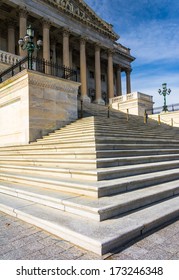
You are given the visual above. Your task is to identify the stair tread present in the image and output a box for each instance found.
[1,153,179,161]
[1,167,179,188]
[0,192,179,254]
[0,114,179,255]
[1,159,179,173]
[0,179,178,213]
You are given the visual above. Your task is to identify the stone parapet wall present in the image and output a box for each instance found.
[110,92,154,116]
[0,69,80,146]
[149,111,179,128]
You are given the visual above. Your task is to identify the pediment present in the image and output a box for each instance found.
[44,0,119,40]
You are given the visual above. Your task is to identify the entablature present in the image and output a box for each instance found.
[43,0,119,41]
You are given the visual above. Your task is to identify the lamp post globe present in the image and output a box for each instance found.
[18,25,42,70]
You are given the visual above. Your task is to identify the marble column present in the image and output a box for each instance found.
[126,69,132,94]
[51,40,57,63]
[43,20,50,74]
[0,30,2,50]
[43,20,50,61]
[80,38,90,102]
[69,48,73,68]
[116,66,122,96]
[8,23,15,54]
[108,50,114,99]
[63,29,70,67]
[94,45,104,104]
[19,9,27,56]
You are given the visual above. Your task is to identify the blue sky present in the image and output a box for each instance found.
[85,0,179,107]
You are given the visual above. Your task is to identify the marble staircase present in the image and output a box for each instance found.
[0,109,179,256]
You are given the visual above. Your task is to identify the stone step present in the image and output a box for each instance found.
[0,158,97,169]
[0,180,178,222]
[0,141,179,155]
[37,123,179,138]
[59,119,178,130]
[0,151,97,159]
[39,130,178,142]
[1,160,179,181]
[0,164,97,181]
[96,147,179,155]
[0,142,97,152]
[49,123,175,134]
[0,153,179,168]
[0,192,178,255]
[34,135,179,146]
[0,168,179,198]
[96,160,179,180]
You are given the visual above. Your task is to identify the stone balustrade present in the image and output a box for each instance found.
[110,92,153,104]
[114,43,130,54]
[110,92,154,117]
[0,51,22,65]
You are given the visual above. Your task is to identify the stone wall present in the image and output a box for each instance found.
[0,69,80,146]
[0,72,29,146]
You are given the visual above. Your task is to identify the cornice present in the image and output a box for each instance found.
[43,0,119,40]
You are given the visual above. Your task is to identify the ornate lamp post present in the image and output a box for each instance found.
[18,25,43,70]
[158,83,171,112]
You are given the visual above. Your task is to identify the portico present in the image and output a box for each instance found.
[0,0,135,103]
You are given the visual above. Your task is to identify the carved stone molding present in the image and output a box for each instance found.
[29,76,76,94]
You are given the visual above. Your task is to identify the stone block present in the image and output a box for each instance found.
[0,69,80,145]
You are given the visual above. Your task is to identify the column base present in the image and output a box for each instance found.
[93,98,105,105]
[81,95,91,103]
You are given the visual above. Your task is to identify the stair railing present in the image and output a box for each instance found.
[0,56,78,84]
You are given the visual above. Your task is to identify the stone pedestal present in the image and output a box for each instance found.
[0,70,80,146]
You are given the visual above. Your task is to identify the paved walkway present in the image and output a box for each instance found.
[0,211,178,260]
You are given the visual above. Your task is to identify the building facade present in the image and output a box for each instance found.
[0,0,135,103]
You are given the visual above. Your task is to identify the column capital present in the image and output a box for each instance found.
[125,68,132,74]
[80,36,88,45]
[107,48,115,55]
[116,64,123,70]
[19,7,28,18]
[6,19,16,28]
[42,18,51,29]
[95,43,101,51]
[63,28,70,37]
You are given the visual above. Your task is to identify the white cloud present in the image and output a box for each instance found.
[120,20,179,64]
[131,71,179,107]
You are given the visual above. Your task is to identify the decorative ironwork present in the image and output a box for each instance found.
[158,83,171,112]
[146,103,179,115]
[0,56,77,83]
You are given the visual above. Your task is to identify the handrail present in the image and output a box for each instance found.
[146,103,179,114]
